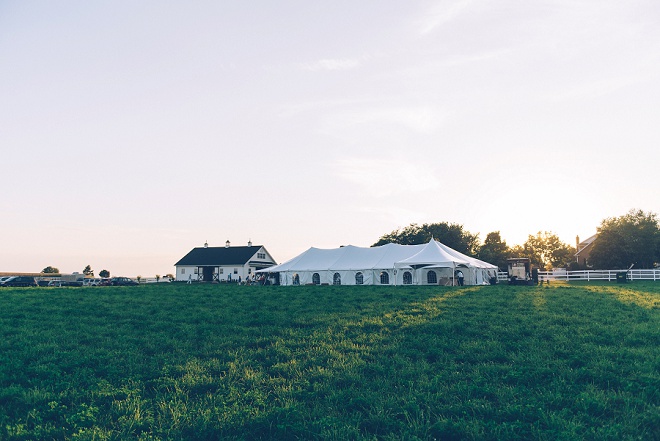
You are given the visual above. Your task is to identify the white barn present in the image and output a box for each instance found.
[175,241,276,282]
[259,239,498,286]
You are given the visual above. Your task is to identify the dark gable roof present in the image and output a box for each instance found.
[175,246,265,266]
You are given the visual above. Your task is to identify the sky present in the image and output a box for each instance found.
[1,0,659,277]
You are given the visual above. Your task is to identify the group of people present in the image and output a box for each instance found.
[239,273,267,285]
[185,273,269,285]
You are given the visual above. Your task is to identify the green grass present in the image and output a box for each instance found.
[0,282,658,440]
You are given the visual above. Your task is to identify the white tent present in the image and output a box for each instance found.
[395,239,470,285]
[429,240,499,284]
[259,239,498,286]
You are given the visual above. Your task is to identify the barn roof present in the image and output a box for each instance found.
[174,246,266,266]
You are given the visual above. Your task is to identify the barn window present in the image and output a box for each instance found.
[312,273,320,285]
[380,272,389,284]
[181,268,185,274]
[403,271,412,285]
[333,273,341,285]
[355,272,364,285]
[427,270,437,284]
[293,274,300,285]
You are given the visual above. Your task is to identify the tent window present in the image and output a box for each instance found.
[312,273,320,285]
[427,270,437,284]
[380,272,389,285]
[333,273,341,285]
[403,271,412,285]
[355,272,364,285]
[293,274,300,285]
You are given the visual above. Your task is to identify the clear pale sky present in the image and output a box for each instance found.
[1,1,659,277]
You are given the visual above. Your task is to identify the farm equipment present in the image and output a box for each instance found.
[507,258,538,285]
[616,263,635,283]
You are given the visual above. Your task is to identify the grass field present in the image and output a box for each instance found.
[0,282,658,440]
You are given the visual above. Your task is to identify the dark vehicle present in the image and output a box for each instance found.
[64,281,84,287]
[47,280,83,287]
[98,278,112,286]
[1,276,38,287]
[110,277,138,286]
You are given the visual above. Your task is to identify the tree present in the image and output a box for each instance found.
[477,231,510,270]
[504,231,575,270]
[589,209,660,269]
[83,265,94,277]
[99,269,110,278]
[373,222,480,255]
[41,266,60,274]
[508,244,524,258]
[520,231,575,270]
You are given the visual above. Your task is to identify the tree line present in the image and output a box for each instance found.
[40,266,176,281]
[41,265,111,278]
[372,209,660,271]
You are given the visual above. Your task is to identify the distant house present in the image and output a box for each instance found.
[174,240,276,282]
[575,234,597,267]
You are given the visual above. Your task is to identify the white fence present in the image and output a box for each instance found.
[497,269,660,282]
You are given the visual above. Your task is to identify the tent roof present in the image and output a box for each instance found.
[259,240,497,272]
[434,241,498,269]
[396,240,470,268]
[261,243,425,273]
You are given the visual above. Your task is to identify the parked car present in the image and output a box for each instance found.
[0,276,13,284]
[98,278,112,286]
[1,276,37,287]
[82,278,102,287]
[110,277,138,286]
[47,280,84,287]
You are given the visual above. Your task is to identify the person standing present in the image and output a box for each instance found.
[456,270,464,286]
